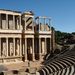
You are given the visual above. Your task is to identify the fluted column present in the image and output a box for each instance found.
[6,38,8,57]
[25,38,27,61]
[13,38,15,56]
[39,38,41,60]
[6,14,8,29]
[13,15,15,29]
[32,38,35,61]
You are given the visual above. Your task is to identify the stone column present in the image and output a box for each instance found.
[25,38,27,61]
[39,38,41,60]
[0,14,1,29]
[6,14,8,29]
[38,18,40,31]
[49,18,51,31]
[20,38,22,56]
[0,38,1,57]
[25,17,26,30]
[44,18,46,31]
[6,38,8,57]
[45,38,47,54]
[32,38,35,61]
[13,38,15,56]
[13,15,15,29]
[19,16,21,30]
[32,18,34,31]
[50,38,52,52]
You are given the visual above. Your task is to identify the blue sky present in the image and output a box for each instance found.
[0,0,75,33]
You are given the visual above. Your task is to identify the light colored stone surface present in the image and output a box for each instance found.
[0,60,43,75]
[0,10,55,72]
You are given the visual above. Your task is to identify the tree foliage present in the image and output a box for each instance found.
[72,32,75,35]
[55,31,72,44]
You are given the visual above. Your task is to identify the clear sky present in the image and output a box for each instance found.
[0,0,75,33]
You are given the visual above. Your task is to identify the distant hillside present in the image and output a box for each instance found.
[55,31,75,44]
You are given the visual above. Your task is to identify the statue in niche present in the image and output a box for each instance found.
[42,41,45,54]
[30,46,32,54]
[15,39,19,56]
[2,43,6,57]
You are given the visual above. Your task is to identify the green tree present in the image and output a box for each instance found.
[55,31,62,43]
[72,32,75,35]
[55,31,71,44]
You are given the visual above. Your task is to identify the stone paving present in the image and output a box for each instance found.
[0,60,43,75]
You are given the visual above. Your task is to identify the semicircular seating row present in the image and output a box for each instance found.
[36,50,75,75]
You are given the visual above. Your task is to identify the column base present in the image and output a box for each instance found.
[32,58,35,61]
[25,60,28,62]
[32,54,35,61]
[39,53,44,61]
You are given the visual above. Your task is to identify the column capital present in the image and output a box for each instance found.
[32,37,34,39]
[39,37,41,39]
[13,37,15,39]
[6,37,8,39]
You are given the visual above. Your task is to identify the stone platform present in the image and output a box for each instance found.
[0,60,43,75]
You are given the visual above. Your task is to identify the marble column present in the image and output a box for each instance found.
[32,18,34,31]
[13,38,15,56]
[6,14,8,29]
[25,38,27,61]
[32,38,35,61]
[44,18,46,31]
[0,14,1,29]
[45,38,47,54]
[0,38,1,57]
[13,15,15,29]
[20,38,22,56]
[25,17,26,30]
[38,18,40,31]
[19,16,21,30]
[50,38,52,52]
[49,18,51,31]
[39,38,41,60]
[6,38,8,57]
